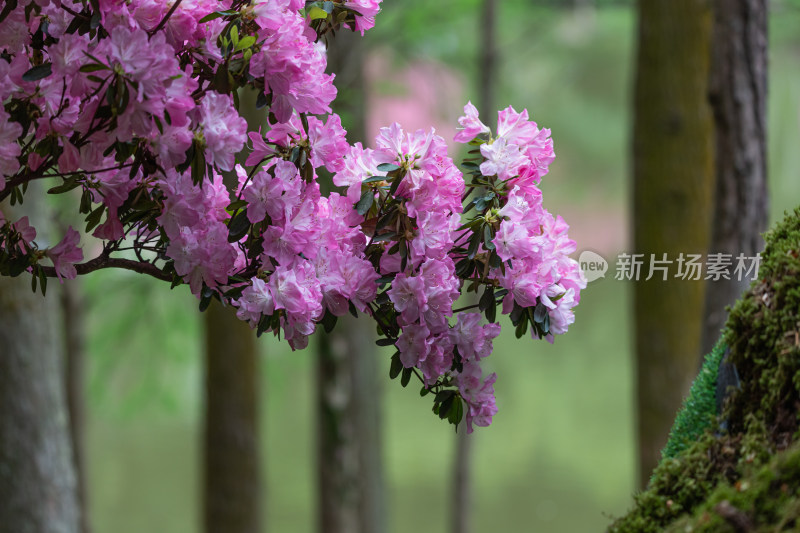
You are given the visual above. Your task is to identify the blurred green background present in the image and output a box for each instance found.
[83,2,800,532]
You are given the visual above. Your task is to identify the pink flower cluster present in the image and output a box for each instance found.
[0,0,586,431]
[232,113,377,349]
[455,102,587,343]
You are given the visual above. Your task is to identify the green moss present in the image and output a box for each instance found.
[664,440,800,532]
[607,207,800,532]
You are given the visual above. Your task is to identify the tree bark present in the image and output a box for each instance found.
[633,0,715,488]
[0,195,80,533]
[316,316,384,533]
[450,1,498,531]
[62,279,90,533]
[315,29,385,533]
[203,301,261,533]
[701,0,768,355]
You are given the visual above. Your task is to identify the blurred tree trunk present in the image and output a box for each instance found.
[633,0,715,488]
[203,88,264,533]
[62,279,90,533]
[450,1,498,532]
[0,194,81,533]
[315,29,385,533]
[203,301,261,533]
[701,0,768,354]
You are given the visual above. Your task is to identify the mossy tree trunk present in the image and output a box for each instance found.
[315,30,385,533]
[0,194,81,533]
[633,0,715,488]
[701,0,768,355]
[203,89,265,533]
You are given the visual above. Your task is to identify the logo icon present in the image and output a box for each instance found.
[579,250,608,282]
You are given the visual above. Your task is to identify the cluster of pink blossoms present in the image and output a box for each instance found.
[456,102,586,341]
[0,0,583,431]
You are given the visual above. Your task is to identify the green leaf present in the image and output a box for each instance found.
[237,35,255,51]
[199,286,214,312]
[420,387,430,397]
[375,337,395,347]
[434,389,455,403]
[22,63,52,82]
[372,232,397,243]
[48,179,81,195]
[362,175,387,184]
[400,367,412,387]
[486,299,496,323]
[515,318,528,339]
[198,10,237,23]
[79,63,107,73]
[479,286,494,312]
[483,225,496,251]
[534,300,548,323]
[449,397,464,427]
[389,352,403,379]
[38,266,47,296]
[226,199,248,212]
[355,189,374,216]
[321,309,337,333]
[227,209,250,242]
[84,205,105,233]
[230,24,239,46]
[467,230,481,260]
[438,395,454,419]
[308,5,328,19]
[377,162,400,172]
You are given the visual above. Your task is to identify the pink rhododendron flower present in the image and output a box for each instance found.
[46,227,83,282]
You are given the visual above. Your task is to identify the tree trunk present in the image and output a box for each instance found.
[633,0,715,488]
[315,29,385,533]
[0,195,80,533]
[450,1,498,531]
[203,301,261,533]
[62,279,90,533]
[316,316,384,533]
[202,87,265,533]
[701,0,768,354]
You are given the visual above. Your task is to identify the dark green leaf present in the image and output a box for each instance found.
[448,397,464,427]
[479,286,494,311]
[84,205,105,233]
[48,179,80,195]
[21,63,52,82]
[376,338,395,347]
[377,163,400,172]
[320,309,337,333]
[389,352,403,379]
[467,230,481,260]
[438,395,454,419]
[355,189,374,216]
[534,300,548,323]
[515,318,528,339]
[362,175,386,184]
[227,209,250,242]
[483,225,496,251]
[400,367,412,387]
[434,389,454,404]
[38,266,47,296]
[79,63,107,73]
[486,299,496,323]
[372,232,397,243]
